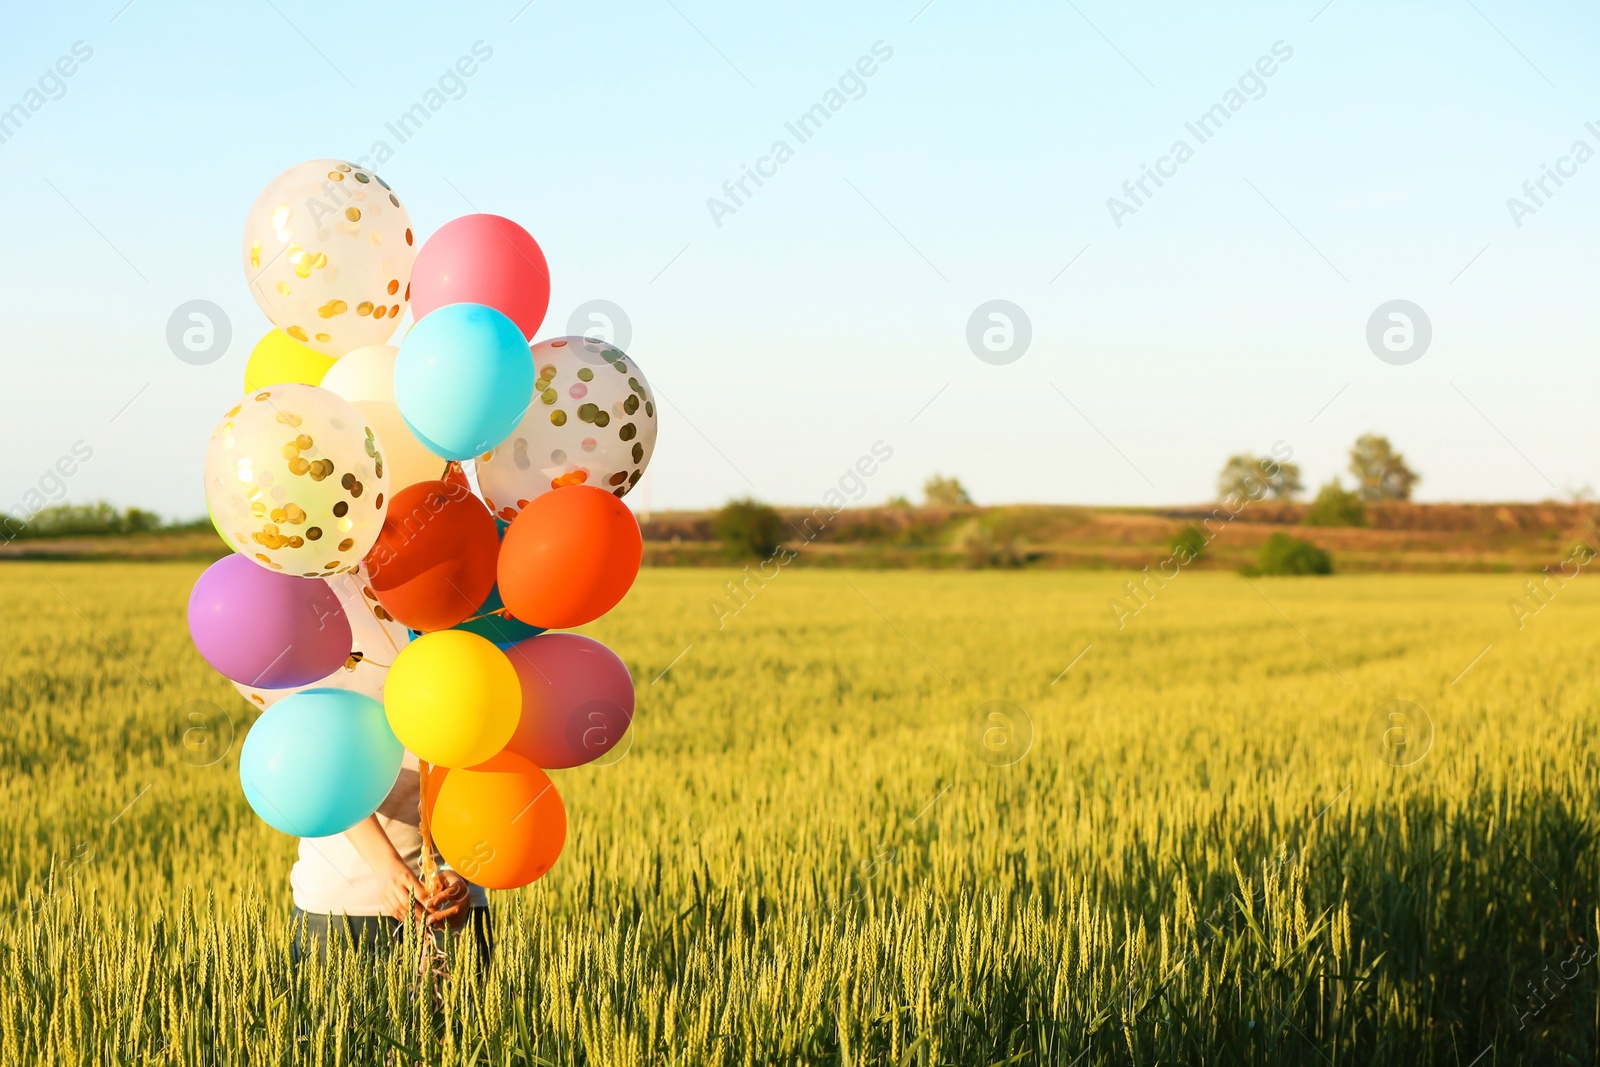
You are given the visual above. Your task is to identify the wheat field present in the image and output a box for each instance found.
[2,561,1597,1064]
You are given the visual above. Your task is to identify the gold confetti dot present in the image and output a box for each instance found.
[315,333,331,343]
[345,207,361,222]
[276,282,291,296]
[307,527,322,540]
[333,501,348,517]
[357,302,374,316]
[338,538,355,551]
[387,279,399,296]
[285,326,308,342]
[373,305,387,319]
[405,229,413,245]
[328,171,344,182]
[318,300,348,318]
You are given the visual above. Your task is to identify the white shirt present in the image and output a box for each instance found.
[290,751,487,915]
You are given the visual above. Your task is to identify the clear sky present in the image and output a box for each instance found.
[3,0,1598,519]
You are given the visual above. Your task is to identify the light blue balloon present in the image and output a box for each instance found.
[239,688,403,837]
[394,302,534,460]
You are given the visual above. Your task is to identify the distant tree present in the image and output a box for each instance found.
[713,498,786,559]
[923,475,972,508]
[124,508,163,533]
[1217,453,1303,502]
[1254,532,1332,575]
[12,502,170,539]
[959,513,1025,568]
[885,495,914,509]
[1349,434,1418,502]
[1303,480,1366,527]
[1170,523,1208,562]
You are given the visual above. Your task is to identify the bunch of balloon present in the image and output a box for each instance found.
[189,161,657,895]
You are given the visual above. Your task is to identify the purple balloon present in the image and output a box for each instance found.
[188,554,353,688]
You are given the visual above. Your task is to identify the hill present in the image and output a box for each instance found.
[7,501,1583,573]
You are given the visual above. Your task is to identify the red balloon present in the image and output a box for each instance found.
[498,486,641,629]
[409,214,551,340]
[497,634,634,769]
[363,479,499,632]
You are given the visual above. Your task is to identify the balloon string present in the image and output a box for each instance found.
[418,759,438,896]
[456,608,514,627]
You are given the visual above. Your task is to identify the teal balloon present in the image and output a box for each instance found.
[239,688,402,837]
[395,302,533,460]
[455,583,546,645]
[407,584,546,646]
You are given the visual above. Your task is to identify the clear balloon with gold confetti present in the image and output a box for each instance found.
[476,336,657,520]
[204,383,391,576]
[241,158,417,358]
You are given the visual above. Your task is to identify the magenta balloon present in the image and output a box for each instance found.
[188,555,353,688]
[408,214,550,339]
[501,633,634,769]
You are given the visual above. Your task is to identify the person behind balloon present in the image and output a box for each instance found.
[289,750,489,964]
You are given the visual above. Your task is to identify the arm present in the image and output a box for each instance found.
[343,815,427,922]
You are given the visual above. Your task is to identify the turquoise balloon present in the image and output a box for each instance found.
[455,583,547,644]
[239,688,402,837]
[408,582,546,647]
[395,302,533,460]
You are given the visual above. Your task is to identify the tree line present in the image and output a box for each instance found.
[1217,433,1417,527]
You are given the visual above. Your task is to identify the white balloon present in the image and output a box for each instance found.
[204,384,390,576]
[477,337,657,519]
[233,572,412,710]
[241,159,417,358]
[320,344,444,490]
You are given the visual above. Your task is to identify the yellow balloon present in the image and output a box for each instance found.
[384,631,519,768]
[244,329,337,393]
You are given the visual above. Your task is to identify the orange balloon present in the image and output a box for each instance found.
[364,479,499,631]
[429,753,567,889]
[498,485,641,629]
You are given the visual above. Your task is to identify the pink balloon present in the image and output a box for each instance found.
[409,214,551,339]
[496,634,634,769]
[188,554,353,688]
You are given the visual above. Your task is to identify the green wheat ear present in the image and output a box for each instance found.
[1,564,1593,1063]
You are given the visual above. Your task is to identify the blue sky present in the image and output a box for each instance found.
[3,0,1598,518]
